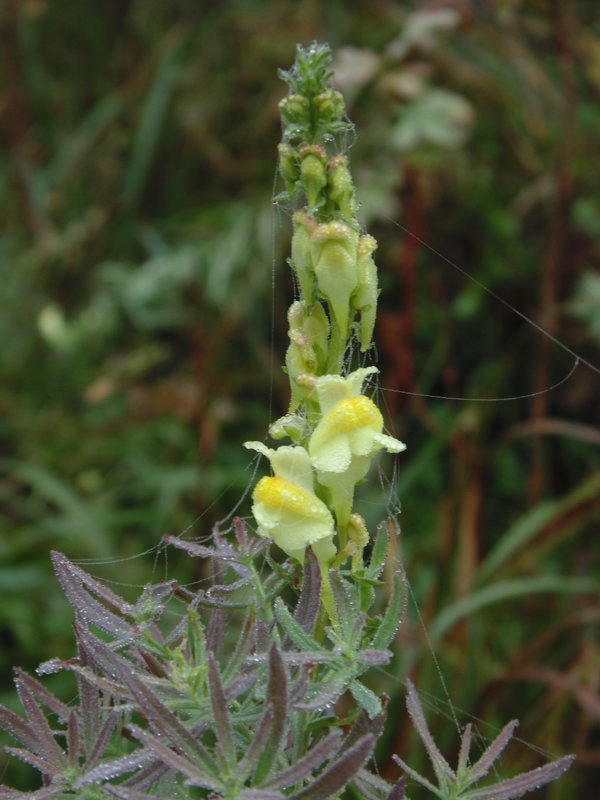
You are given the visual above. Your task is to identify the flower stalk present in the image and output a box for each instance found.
[245,43,406,624]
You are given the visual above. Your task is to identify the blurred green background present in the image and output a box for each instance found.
[1,0,599,797]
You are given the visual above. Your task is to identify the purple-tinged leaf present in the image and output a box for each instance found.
[125,724,221,791]
[0,704,42,754]
[236,791,284,800]
[385,776,407,800]
[207,602,227,657]
[464,755,575,800]
[4,747,57,779]
[353,768,407,800]
[234,516,248,548]
[137,649,167,678]
[328,571,356,639]
[73,749,155,787]
[51,552,134,616]
[223,609,257,683]
[74,630,101,750]
[52,553,134,642]
[224,671,257,702]
[293,547,321,635]
[352,768,394,800]
[466,720,518,784]
[122,758,170,789]
[291,734,376,800]
[343,706,386,751]
[392,754,441,797]
[104,787,169,800]
[13,669,71,724]
[0,786,62,799]
[265,642,287,751]
[355,649,392,666]
[294,672,349,712]
[207,653,236,771]
[238,704,274,783]
[85,711,119,770]
[67,711,80,766]
[262,729,343,790]
[14,678,66,768]
[253,644,288,784]
[457,723,472,777]
[404,679,455,783]
[207,577,252,597]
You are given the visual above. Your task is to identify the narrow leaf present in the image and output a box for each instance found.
[207,653,236,771]
[371,572,405,650]
[294,547,321,634]
[274,598,323,653]
[466,720,518,784]
[392,754,442,797]
[349,680,382,719]
[14,678,66,768]
[404,679,455,784]
[464,754,575,799]
[291,734,375,800]
[238,705,274,782]
[126,724,221,791]
[74,749,155,787]
[262,729,343,790]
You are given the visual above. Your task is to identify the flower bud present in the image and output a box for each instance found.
[290,211,317,302]
[327,155,355,220]
[285,300,329,410]
[278,94,309,127]
[299,145,327,208]
[311,221,359,340]
[354,235,378,351]
[278,143,299,196]
[314,89,345,124]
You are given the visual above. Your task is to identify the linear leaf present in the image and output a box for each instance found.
[274,598,323,652]
[464,755,575,799]
[291,734,375,800]
[371,572,405,650]
[349,680,382,719]
[262,729,343,790]
[207,653,236,771]
[404,679,455,784]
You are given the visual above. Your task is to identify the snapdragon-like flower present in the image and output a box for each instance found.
[308,367,406,527]
[244,441,336,565]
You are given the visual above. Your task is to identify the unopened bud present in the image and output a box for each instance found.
[311,221,359,340]
[278,143,299,196]
[355,235,378,351]
[279,94,309,127]
[290,211,317,301]
[314,89,345,124]
[299,145,327,208]
[327,155,355,220]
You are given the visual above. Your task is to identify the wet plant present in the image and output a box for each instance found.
[0,43,574,800]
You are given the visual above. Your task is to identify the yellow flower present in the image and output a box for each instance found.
[308,367,406,527]
[244,441,336,564]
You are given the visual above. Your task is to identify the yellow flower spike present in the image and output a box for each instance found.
[311,221,359,341]
[355,234,378,352]
[308,368,406,528]
[244,441,336,565]
[290,211,317,302]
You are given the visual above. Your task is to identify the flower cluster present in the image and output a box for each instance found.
[245,43,405,617]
